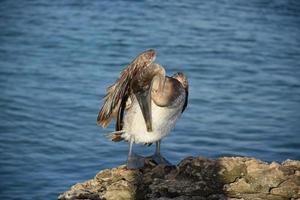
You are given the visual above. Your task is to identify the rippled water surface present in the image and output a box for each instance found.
[1,0,300,199]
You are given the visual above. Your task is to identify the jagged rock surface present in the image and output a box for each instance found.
[58,156,300,200]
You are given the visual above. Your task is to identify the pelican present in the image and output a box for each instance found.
[97,49,188,169]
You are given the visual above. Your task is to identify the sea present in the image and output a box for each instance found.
[0,0,300,199]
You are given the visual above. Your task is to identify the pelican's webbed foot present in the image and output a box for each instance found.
[127,153,145,169]
[149,140,172,166]
[149,153,172,166]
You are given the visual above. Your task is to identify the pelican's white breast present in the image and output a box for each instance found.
[122,95,184,143]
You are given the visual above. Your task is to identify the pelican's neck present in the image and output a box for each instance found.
[151,75,169,107]
[151,70,166,93]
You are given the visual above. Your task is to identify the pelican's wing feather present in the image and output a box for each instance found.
[97,49,156,128]
[131,63,165,94]
[172,72,189,113]
[182,88,188,113]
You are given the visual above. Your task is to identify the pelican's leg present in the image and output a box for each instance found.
[150,140,172,165]
[127,137,145,169]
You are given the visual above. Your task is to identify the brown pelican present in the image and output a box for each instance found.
[97,49,188,169]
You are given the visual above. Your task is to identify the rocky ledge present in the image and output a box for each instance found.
[58,156,300,200]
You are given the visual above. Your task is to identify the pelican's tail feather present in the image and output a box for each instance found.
[105,130,126,142]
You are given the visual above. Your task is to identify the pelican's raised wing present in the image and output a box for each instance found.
[97,49,156,128]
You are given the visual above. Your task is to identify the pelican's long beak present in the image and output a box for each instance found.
[135,89,152,132]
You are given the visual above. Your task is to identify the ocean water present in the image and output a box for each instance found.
[0,0,300,199]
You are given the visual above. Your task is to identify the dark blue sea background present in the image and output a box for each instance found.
[1,0,300,199]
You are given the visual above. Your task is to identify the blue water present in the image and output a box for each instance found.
[1,0,300,199]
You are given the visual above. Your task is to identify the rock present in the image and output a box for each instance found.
[58,156,300,200]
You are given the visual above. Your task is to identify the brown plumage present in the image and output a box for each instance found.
[97,49,156,128]
[172,72,189,112]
